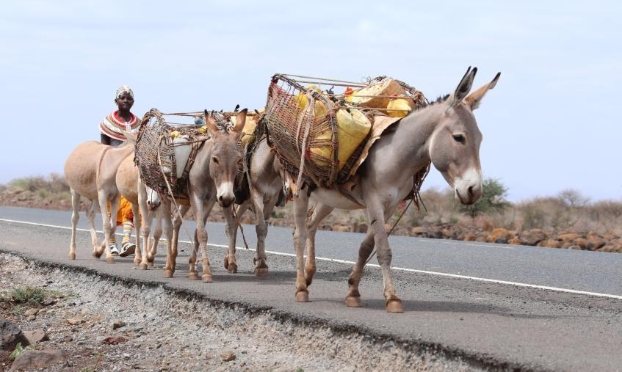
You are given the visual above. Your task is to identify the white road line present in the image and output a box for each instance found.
[3,218,622,300]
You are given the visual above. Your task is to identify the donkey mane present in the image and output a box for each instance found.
[400,94,450,120]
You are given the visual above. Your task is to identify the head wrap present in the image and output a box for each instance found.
[115,85,134,100]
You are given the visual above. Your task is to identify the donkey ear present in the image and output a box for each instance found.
[123,130,137,145]
[203,109,220,135]
[117,129,137,146]
[464,72,501,110]
[232,108,248,134]
[450,67,477,108]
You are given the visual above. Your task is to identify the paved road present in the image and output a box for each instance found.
[1,206,621,371]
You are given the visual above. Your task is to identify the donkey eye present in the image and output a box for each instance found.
[453,134,466,144]
[212,156,220,165]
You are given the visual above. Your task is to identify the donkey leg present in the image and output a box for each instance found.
[292,191,310,302]
[148,209,163,265]
[223,206,238,274]
[304,202,333,286]
[346,231,375,308]
[68,189,81,260]
[193,199,216,283]
[138,212,152,270]
[187,228,200,280]
[131,202,142,266]
[253,195,271,277]
[87,200,102,258]
[99,193,119,264]
[165,202,181,278]
[137,182,151,269]
[196,225,213,283]
[368,202,403,313]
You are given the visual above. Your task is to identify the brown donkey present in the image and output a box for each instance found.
[116,153,167,267]
[64,140,134,263]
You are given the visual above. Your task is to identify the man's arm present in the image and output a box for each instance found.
[101,133,112,145]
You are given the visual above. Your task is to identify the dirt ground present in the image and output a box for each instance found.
[0,253,477,372]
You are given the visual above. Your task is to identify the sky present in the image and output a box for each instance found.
[0,0,620,203]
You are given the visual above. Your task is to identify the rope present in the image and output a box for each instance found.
[294,98,313,194]
[364,165,431,266]
[231,207,250,250]
[281,74,368,87]
[364,197,415,266]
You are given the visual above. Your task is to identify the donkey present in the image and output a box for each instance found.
[64,140,134,263]
[150,109,247,282]
[233,136,285,276]
[280,67,500,312]
[116,153,166,267]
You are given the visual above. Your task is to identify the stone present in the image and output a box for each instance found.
[488,228,514,244]
[9,349,69,371]
[0,319,29,352]
[220,351,236,362]
[23,330,48,344]
[519,229,547,246]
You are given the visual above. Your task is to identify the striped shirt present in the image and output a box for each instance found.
[99,111,141,141]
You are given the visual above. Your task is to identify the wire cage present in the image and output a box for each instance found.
[134,109,215,198]
[262,74,426,189]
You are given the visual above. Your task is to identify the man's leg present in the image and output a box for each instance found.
[118,196,136,257]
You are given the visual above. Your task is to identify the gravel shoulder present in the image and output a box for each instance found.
[0,253,479,372]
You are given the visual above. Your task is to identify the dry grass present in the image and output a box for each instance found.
[2,173,622,240]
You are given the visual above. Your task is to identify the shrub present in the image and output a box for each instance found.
[459,178,511,218]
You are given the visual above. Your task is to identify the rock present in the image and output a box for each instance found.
[573,238,588,249]
[9,349,69,371]
[113,320,126,330]
[102,336,127,345]
[220,351,236,362]
[352,222,368,233]
[410,226,442,239]
[488,228,514,244]
[585,236,606,251]
[462,232,477,241]
[557,232,581,243]
[332,225,350,233]
[441,228,455,239]
[0,319,29,351]
[66,318,84,325]
[23,330,48,344]
[23,308,38,317]
[519,229,547,246]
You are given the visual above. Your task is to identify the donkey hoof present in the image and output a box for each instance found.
[92,251,102,259]
[345,296,362,307]
[164,270,174,278]
[254,267,269,277]
[385,299,404,313]
[139,263,149,270]
[68,253,76,260]
[202,274,213,283]
[227,264,238,274]
[295,291,309,302]
[188,272,200,280]
[105,256,116,264]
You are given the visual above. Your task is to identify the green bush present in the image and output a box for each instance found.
[459,178,511,218]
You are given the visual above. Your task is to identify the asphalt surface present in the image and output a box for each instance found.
[1,206,621,372]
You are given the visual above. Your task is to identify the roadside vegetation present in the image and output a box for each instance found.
[1,174,621,252]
